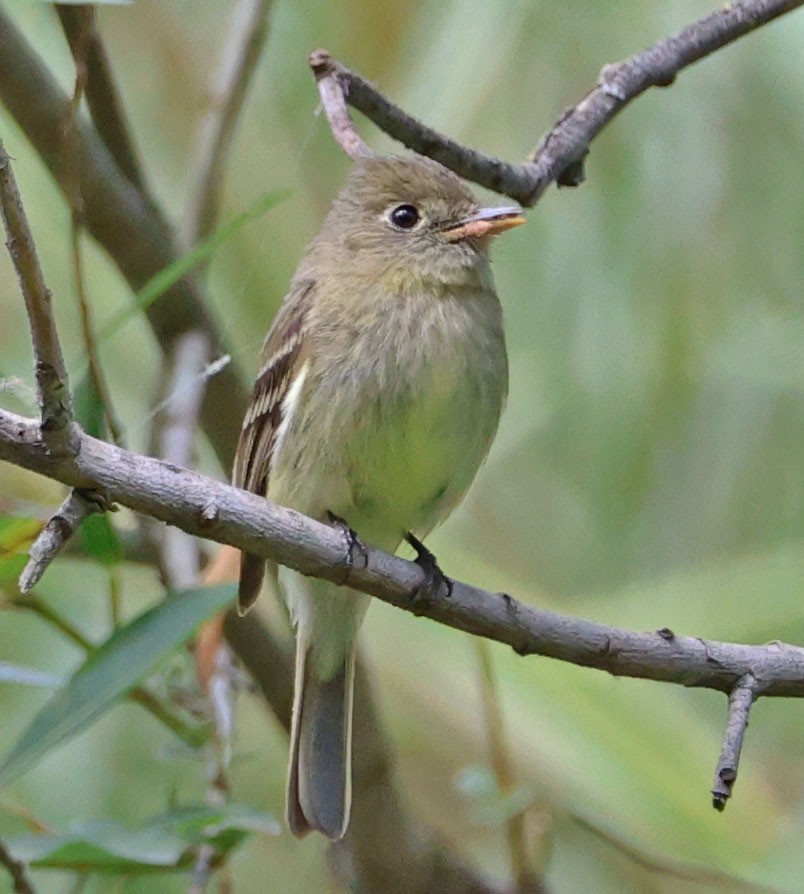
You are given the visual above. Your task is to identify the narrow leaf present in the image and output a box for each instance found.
[5,804,279,874]
[0,584,236,785]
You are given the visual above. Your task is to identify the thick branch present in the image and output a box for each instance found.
[56,3,146,190]
[3,408,804,700]
[0,10,246,469]
[311,0,804,205]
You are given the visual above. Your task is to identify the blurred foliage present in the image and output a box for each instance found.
[1,0,803,892]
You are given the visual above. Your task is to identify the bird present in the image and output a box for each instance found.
[232,153,524,839]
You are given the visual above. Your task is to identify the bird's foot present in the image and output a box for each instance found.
[327,511,368,583]
[405,532,452,612]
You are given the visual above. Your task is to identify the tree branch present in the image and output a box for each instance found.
[56,3,146,190]
[310,0,804,205]
[712,674,759,810]
[18,488,106,592]
[2,409,803,704]
[0,140,74,452]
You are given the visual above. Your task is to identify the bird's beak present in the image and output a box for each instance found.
[442,206,526,241]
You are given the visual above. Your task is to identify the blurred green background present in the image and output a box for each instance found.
[1,0,804,891]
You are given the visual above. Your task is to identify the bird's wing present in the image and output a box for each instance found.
[232,279,314,613]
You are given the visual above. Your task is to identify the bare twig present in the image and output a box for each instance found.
[0,11,247,470]
[310,0,804,205]
[0,141,74,453]
[183,0,275,247]
[0,837,35,894]
[712,674,760,810]
[18,489,107,593]
[309,50,372,161]
[57,4,146,189]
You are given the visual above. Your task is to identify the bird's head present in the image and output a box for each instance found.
[311,155,525,289]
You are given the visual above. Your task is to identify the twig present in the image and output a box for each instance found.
[18,489,107,593]
[310,0,804,205]
[61,7,125,447]
[309,50,372,160]
[57,4,146,189]
[4,410,804,697]
[0,141,75,453]
[183,0,275,247]
[0,836,35,894]
[524,0,804,204]
[712,674,760,810]
[0,11,248,470]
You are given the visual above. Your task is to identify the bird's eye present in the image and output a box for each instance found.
[389,204,420,230]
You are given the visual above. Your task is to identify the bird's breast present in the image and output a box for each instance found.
[270,284,507,548]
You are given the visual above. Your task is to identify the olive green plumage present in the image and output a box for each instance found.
[233,154,523,839]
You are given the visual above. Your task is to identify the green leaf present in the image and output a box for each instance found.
[5,805,280,874]
[0,584,236,786]
[96,188,290,345]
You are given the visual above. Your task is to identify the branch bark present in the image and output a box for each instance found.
[2,408,804,702]
[0,140,74,451]
[310,0,804,205]
[56,4,146,190]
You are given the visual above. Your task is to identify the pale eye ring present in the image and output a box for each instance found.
[388,204,420,230]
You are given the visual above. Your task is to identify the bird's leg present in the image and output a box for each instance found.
[327,511,368,583]
[405,532,453,610]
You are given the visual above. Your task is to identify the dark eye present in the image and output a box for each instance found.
[389,204,420,229]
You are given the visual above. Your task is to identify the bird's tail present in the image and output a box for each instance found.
[286,638,356,840]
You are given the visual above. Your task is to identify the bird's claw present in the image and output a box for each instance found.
[327,511,368,582]
[405,532,452,611]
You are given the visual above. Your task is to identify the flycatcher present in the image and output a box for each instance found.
[232,154,524,839]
